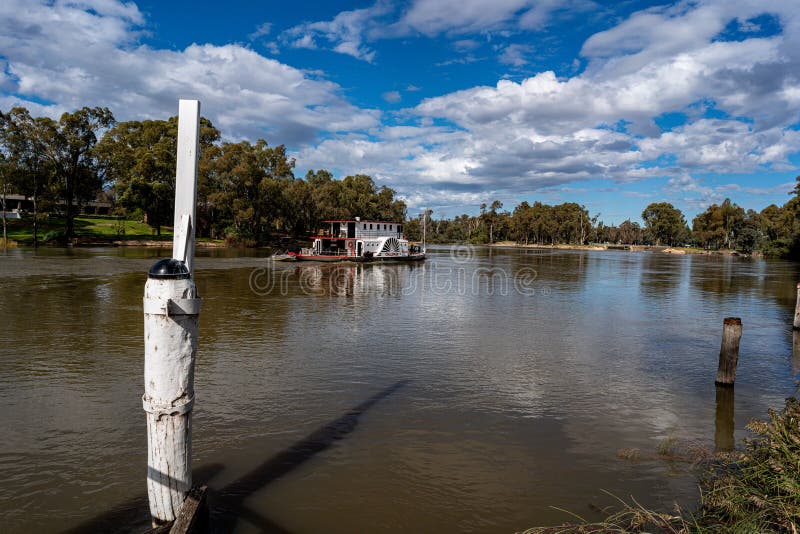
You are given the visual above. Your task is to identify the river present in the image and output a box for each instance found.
[1,245,798,533]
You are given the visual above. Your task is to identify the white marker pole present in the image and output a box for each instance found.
[173,99,200,276]
[143,99,202,526]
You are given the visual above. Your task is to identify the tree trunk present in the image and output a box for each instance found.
[65,164,76,239]
[66,202,74,238]
[2,182,7,247]
[32,188,38,248]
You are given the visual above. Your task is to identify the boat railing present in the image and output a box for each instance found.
[301,247,358,257]
[355,230,403,239]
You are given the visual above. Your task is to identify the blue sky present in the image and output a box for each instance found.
[1,0,800,224]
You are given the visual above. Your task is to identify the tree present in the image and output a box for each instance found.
[692,199,746,250]
[0,107,51,246]
[39,107,115,238]
[481,199,504,243]
[204,139,295,243]
[97,116,220,236]
[617,219,643,244]
[642,202,688,246]
[0,152,10,245]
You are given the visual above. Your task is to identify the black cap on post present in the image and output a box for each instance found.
[148,258,191,280]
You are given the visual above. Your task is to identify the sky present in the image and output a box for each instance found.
[1,0,800,224]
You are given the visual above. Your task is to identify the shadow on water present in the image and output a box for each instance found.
[64,380,408,534]
[209,379,409,533]
[63,463,225,534]
[714,386,735,453]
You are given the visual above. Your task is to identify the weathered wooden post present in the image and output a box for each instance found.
[143,99,202,526]
[715,317,742,386]
[794,283,800,330]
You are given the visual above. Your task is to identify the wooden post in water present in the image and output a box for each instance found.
[794,283,800,330]
[715,317,742,387]
[143,100,202,526]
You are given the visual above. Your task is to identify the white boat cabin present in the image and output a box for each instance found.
[306,218,410,258]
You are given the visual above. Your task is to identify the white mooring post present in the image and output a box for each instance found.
[143,99,202,526]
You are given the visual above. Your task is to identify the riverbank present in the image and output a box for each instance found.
[4,215,235,247]
[489,241,754,256]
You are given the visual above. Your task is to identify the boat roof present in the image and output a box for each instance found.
[322,219,403,225]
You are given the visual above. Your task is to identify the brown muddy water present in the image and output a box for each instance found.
[1,245,798,533]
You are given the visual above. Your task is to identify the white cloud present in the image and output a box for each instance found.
[249,22,272,40]
[452,39,481,52]
[382,91,402,103]
[280,2,393,62]
[282,0,594,62]
[398,0,532,36]
[395,0,594,36]
[0,0,380,144]
[498,43,533,66]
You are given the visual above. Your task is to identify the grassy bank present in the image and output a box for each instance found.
[522,396,800,533]
[6,215,171,244]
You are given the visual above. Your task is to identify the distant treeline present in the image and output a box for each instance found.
[0,106,406,245]
[2,105,799,256]
[405,193,800,257]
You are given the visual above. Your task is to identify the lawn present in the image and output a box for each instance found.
[4,215,172,244]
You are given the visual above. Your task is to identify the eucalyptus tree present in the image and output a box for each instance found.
[0,107,51,246]
[97,116,219,236]
[692,199,747,250]
[203,139,295,243]
[642,202,688,246]
[38,107,115,238]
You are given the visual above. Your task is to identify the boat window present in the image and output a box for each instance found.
[370,224,373,229]
[383,224,387,230]
[389,225,393,230]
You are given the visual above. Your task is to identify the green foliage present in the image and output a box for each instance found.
[42,229,66,243]
[36,107,115,238]
[96,116,220,236]
[203,139,294,243]
[642,202,689,246]
[691,199,763,253]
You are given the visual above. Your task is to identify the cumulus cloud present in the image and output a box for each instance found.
[395,0,594,36]
[391,0,800,208]
[282,0,595,62]
[280,2,393,62]
[0,0,380,144]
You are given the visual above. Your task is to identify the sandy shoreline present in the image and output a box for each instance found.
[487,241,751,256]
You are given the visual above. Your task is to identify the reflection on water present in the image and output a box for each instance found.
[1,246,799,533]
[714,386,735,453]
